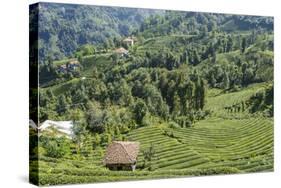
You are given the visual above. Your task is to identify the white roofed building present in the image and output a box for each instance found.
[29,120,74,138]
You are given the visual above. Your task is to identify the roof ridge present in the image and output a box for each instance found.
[118,142,134,163]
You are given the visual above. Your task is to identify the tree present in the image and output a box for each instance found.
[210,73,216,88]
[208,20,217,32]
[212,52,217,64]
[86,102,105,133]
[202,25,208,37]
[199,78,206,109]
[188,17,196,31]
[93,133,101,148]
[101,133,112,145]
[133,99,148,126]
[80,133,94,157]
[56,95,68,115]
[103,39,110,52]
[46,89,56,103]
[39,136,71,158]
[81,44,95,56]
[194,77,206,110]
[164,79,176,108]
[172,92,181,117]
[142,143,157,171]
[143,84,166,117]
[222,73,230,90]
[69,108,84,123]
[166,52,180,70]
[243,68,255,86]
[241,37,247,53]
[115,79,133,106]
[110,53,118,64]
[192,49,200,65]
[226,35,233,52]
[92,67,98,79]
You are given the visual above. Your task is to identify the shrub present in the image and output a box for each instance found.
[163,129,175,138]
[39,136,71,158]
[141,114,151,127]
[168,121,180,129]
[173,116,191,128]
[33,146,46,157]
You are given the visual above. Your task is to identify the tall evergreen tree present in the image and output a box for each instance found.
[241,37,247,53]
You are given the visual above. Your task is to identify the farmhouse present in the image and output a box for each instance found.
[58,64,67,73]
[104,141,140,171]
[114,47,129,57]
[67,59,80,70]
[57,59,80,73]
[123,37,134,46]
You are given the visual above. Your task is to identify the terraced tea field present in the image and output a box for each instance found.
[33,117,273,186]
[205,82,271,114]
[128,118,273,171]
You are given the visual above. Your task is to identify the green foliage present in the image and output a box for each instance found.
[248,84,273,116]
[168,121,180,129]
[101,133,112,145]
[222,72,230,90]
[79,133,94,157]
[133,99,149,126]
[36,3,159,63]
[36,166,242,186]
[34,5,274,186]
[86,102,105,133]
[56,95,68,115]
[92,134,101,148]
[34,116,273,185]
[241,37,247,53]
[142,143,158,171]
[39,136,71,158]
[75,44,95,57]
[32,146,46,157]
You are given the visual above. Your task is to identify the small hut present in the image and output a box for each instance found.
[114,47,129,57]
[104,141,140,171]
[67,59,80,70]
[58,64,67,73]
[123,37,134,46]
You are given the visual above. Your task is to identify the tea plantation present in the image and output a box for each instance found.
[31,86,273,185]
[31,4,274,186]
[31,117,273,186]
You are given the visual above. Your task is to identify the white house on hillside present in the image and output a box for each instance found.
[29,120,74,138]
[123,37,134,46]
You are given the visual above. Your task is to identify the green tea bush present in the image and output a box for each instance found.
[39,136,71,158]
[168,121,180,129]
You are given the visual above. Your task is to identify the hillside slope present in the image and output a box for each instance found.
[35,2,163,63]
[33,116,273,185]
[32,4,274,186]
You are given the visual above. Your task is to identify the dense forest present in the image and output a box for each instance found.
[37,3,163,63]
[30,3,274,186]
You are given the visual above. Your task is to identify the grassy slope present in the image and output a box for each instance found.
[81,53,112,76]
[34,82,273,185]
[42,78,80,96]
[42,54,112,96]
[205,82,271,113]
[129,117,273,169]
[135,35,194,56]
[36,32,273,186]
[34,116,273,185]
